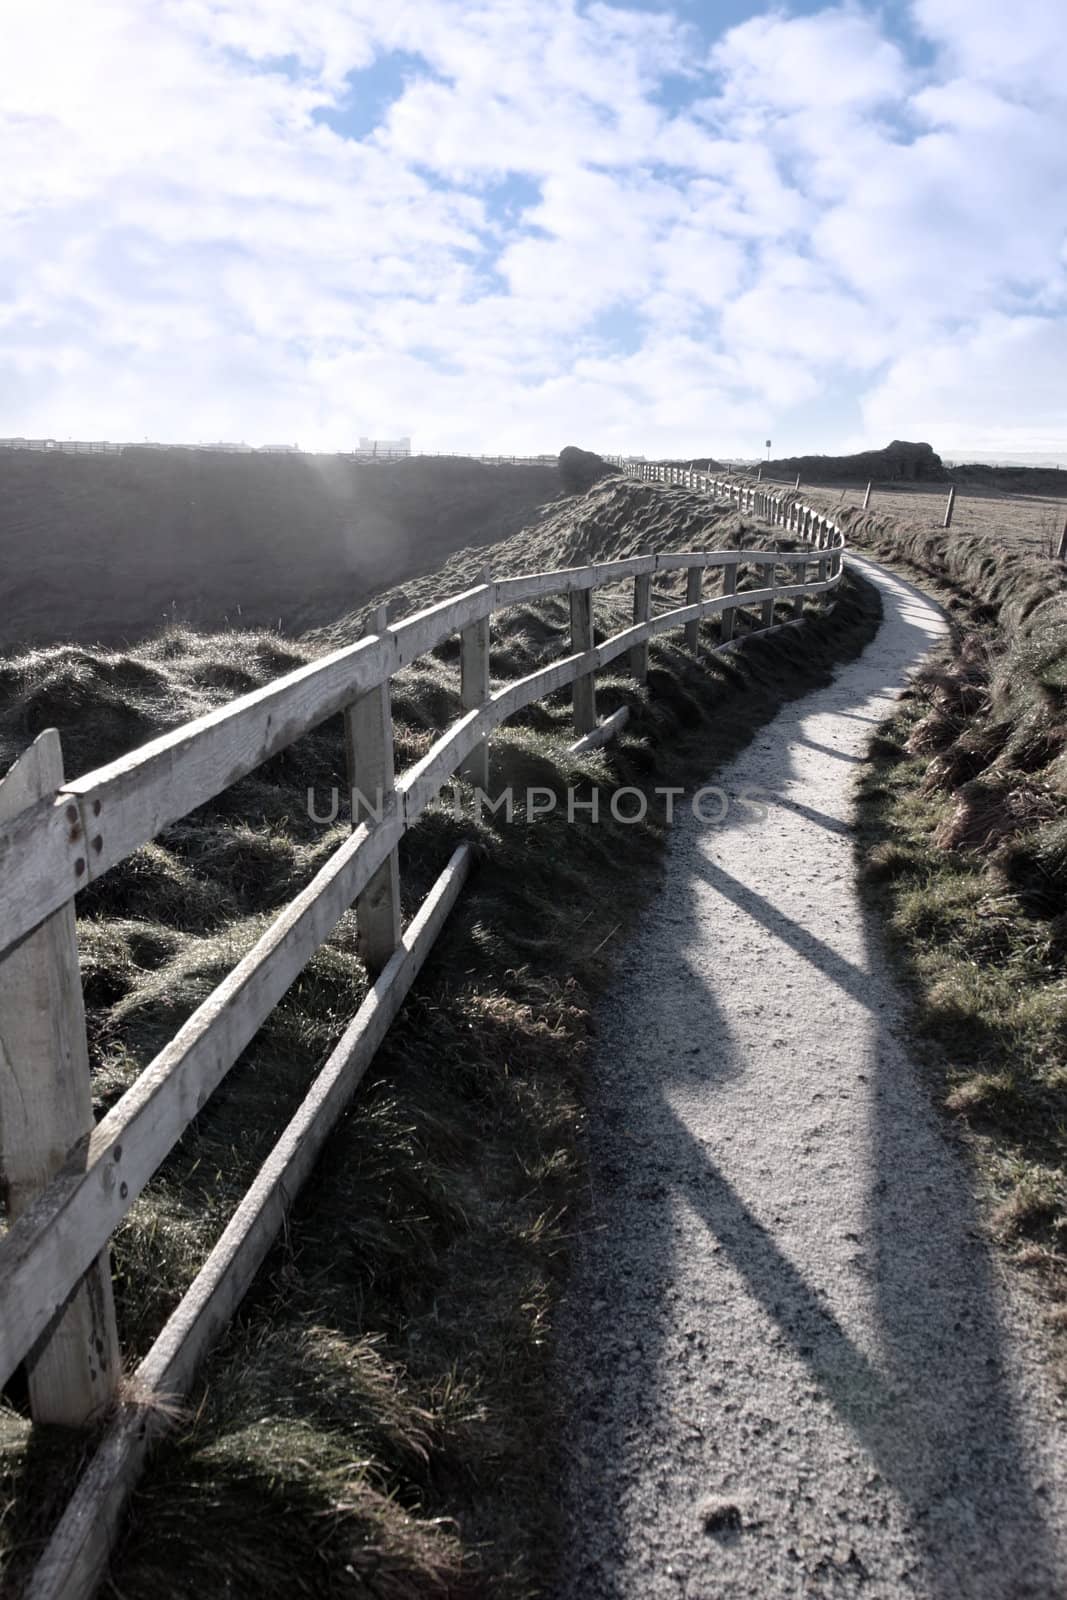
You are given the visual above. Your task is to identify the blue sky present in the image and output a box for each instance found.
[1,0,1065,459]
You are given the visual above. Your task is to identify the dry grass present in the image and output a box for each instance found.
[0,476,881,1597]
[789,477,1067,560]
[851,496,1067,1365]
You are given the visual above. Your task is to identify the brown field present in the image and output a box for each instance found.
[771,476,1067,558]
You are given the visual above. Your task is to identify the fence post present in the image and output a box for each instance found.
[631,573,652,682]
[720,559,738,642]
[863,481,872,510]
[793,560,806,619]
[0,729,121,1426]
[794,472,801,490]
[459,569,491,792]
[684,565,702,651]
[1057,516,1067,562]
[570,588,597,735]
[345,605,402,975]
[943,486,956,529]
[761,555,776,628]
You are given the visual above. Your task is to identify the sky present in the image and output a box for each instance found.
[1,0,1065,459]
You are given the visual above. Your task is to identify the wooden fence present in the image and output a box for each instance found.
[0,462,845,1599]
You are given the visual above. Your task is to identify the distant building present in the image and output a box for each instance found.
[0,437,123,454]
[354,436,411,458]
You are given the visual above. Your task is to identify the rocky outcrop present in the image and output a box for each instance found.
[559,446,620,495]
[763,440,947,483]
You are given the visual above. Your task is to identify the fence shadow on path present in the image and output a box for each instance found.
[556,573,1060,1600]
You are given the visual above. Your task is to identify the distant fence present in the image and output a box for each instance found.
[0,462,845,1600]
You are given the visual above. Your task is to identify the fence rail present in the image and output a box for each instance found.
[0,461,845,1600]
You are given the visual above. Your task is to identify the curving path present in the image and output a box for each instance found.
[555,558,1067,1599]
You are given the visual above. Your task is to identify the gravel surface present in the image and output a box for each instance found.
[556,558,1067,1600]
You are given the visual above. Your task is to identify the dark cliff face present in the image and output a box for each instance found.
[760,441,948,483]
[0,451,562,651]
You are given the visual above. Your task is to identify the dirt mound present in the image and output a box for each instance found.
[764,440,947,484]
[0,449,562,653]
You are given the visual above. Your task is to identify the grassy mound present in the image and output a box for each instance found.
[0,478,880,1596]
[848,506,1067,1352]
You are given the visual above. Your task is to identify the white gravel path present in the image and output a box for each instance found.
[556,557,1067,1600]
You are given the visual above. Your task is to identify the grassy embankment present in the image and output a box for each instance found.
[0,476,880,1597]
[0,449,562,651]
[845,508,1067,1366]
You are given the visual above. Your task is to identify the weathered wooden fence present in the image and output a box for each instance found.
[0,462,845,1598]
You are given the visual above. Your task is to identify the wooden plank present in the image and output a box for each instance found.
[25,845,473,1600]
[761,560,776,628]
[58,632,388,887]
[720,559,738,642]
[943,486,956,529]
[684,566,703,651]
[494,555,655,608]
[390,583,493,668]
[863,481,872,510]
[0,788,91,967]
[0,733,120,1426]
[570,589,597,735]
[631,574,651,682]
[567,706,631,755]
[397,708,484,825]
[459,570,491,791]
[0,802,402,1389]
[2,584,495,963]
[345,606,402,977]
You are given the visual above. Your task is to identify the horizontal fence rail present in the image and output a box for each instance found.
[0,460,845,1600]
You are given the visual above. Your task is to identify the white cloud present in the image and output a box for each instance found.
[861,314,1067,456]
[0,0,1065,456]
[912,0,1067,101]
